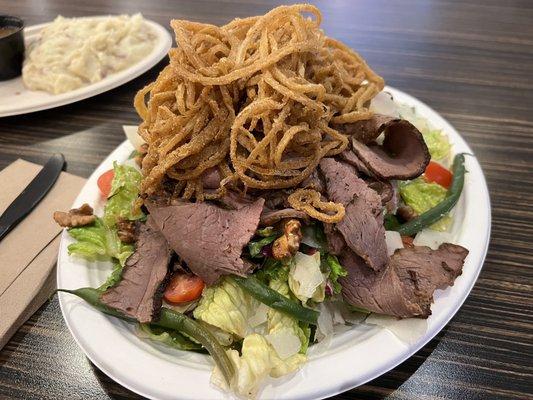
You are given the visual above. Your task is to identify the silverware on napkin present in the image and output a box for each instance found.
[0,153,65,241]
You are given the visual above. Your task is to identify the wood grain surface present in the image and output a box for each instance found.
[1,1,532,399]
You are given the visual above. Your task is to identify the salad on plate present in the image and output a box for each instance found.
[54,4,469,398]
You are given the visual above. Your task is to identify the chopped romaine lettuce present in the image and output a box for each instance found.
[400,178,447,215]
[97,261,123,291]
[255,258,289,284]
[256,226,277,237]
[423,130,451,161]
[325,254,348,295]
[212,334,305,398]
[103,162,144,227]
[400,178,451,231]
[193,278,260,338]
[137,323,202,351]
[300,223,327,251]
[67,217,133,266]
[248,235,277,258]
[267,278,309,354]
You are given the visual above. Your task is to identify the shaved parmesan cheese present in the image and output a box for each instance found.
[249,303,269,328]
[122,125,146,151]
[316,303,334,342]
[385,230,403,256]
[265,328,301,359]
[370,91,399,117]
[413,229,452,250]
[288,252,325,302]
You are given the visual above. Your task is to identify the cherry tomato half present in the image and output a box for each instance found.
[424,161,452,189]
[97,169,114,198]
[164,273,205,304]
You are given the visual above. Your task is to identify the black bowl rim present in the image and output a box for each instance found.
[0,15,25,37]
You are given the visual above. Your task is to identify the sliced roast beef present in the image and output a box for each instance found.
[147,198,264,285]
[324,223,345,255]
[300,170,326,193]
[101,217,171,323]
[262,189,291,210]
[260,208,309,226]
[340,243,468,318]
[337,196,389,270]
[319,158,381,212]
[217,190,255,210]
[349,116,430,180]
[339,150,372,177]
[319,157,387,270]
[332,114,394,144]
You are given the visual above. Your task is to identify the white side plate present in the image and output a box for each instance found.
[57,86,491,400]
[0,17,172,118]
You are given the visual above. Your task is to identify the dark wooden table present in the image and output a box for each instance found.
[1,1,532,399]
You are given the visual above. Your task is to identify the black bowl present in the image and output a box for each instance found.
[0,15,24,81]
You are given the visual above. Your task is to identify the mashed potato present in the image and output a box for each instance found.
[23,14,156,94]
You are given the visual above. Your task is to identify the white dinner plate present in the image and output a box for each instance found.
[57,86,491,400]
[0,17,172,118]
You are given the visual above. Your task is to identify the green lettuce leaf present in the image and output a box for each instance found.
[248,235,277,258]
[193,278,260,338]
[400,178,451,231]
[137,323,203,351]
[103,162,144,227]
[422,130,451,161]
[325,254,348,295]
[267,277,310,354]
[67,217,133,267]
[97,261,123,292]
[255,258,289,284]
[212,334,305,398]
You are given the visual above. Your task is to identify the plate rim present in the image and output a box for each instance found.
[0,16,172,118]
[56,85,491,400]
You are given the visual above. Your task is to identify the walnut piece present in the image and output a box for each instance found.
[53,203,95,228]
[116,218,137,243]
[272,219,302,260]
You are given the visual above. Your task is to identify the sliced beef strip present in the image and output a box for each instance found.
[319,158,381,212]
[260,208,310,226]
[147,198,264,285]
[367,180,394,206]
[262,189,291,210]
[217,190,256,210]
[319,157,387,270]
[324,223,345,255]
[350,117,430,180]
[300,170,326,193]
[336,196,389,270]
[332,114,394,144]
[101,217,172,323]
[340,243,468,318]
[339,150,372,177]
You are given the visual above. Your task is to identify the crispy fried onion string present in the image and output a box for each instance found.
[134,4,384,220]
[288,189,345,223]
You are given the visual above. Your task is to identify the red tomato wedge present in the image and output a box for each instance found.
[424,161,452,189]
[164,273,205,304]
[97,169,115,198]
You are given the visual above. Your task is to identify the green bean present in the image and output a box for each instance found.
[57,288,234,385]
[394,153,466,236]
[232,276,319,325]
[157,308,235,384]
